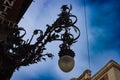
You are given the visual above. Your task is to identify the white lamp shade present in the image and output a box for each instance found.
[58,55,75,72]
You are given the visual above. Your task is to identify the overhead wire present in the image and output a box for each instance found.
[83,0,91,70]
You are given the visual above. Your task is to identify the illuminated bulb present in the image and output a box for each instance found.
[58,55,75,72]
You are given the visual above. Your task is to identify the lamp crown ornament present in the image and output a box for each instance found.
[0,4,80,79]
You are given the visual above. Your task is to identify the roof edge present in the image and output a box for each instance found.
[91,60,120,79]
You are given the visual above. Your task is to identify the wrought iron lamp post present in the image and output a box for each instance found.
[0,5,80,80]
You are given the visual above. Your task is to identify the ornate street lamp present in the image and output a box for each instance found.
[0,5,80,79]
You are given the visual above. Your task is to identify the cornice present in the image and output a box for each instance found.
[91,60,120,80]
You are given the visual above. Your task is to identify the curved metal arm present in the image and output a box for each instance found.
[1,5,80,69]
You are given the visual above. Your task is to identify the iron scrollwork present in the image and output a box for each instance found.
[0,5,80,69]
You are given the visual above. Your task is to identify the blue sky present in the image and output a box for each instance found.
[11,0,120,80]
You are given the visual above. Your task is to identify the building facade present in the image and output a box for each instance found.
[71,60,120,80]
[0,0,33,79]
[0,0,33,40]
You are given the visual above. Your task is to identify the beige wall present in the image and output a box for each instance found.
[114,67,120,80]
[108,67,116,80]
[107,67,120,80]
[91,67,120,80]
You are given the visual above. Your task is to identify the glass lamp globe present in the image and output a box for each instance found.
[58,55,75,72]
